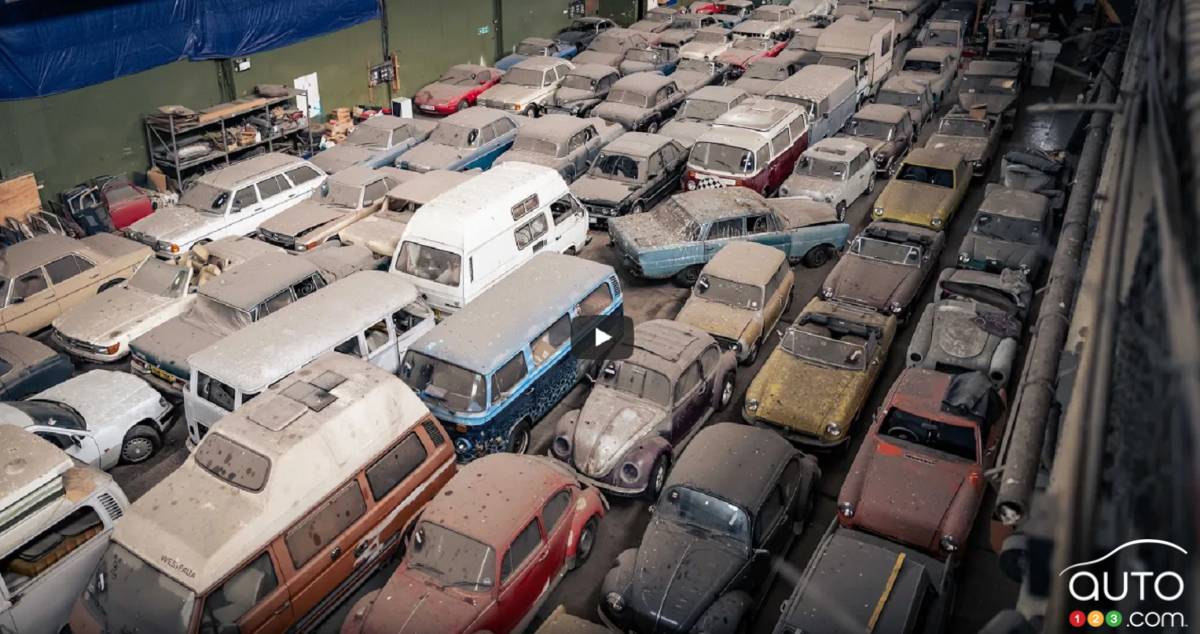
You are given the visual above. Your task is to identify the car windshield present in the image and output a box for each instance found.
[408,522,496,591]
[896,163,955,188]
[608,89,651,108]
[402,352,487,413]
[940,281,1022,314]
[733,36,772,51]
[963,76,1017,94]
[345,124,391,149]
[780,328,868,370]
[881,407,978,461]
[659,486,750,543]
[903,59,943,74]
[678,97,727,121]
[673,15,705,28]
[925,28,960,46]
[0,355,11,376]
[590,36,627,53]
[82,544,196,633]
[430,122,477,147]
[394,241,462,287]
[676,59,714,75]
[597,360,672,406]
[129,259,190,298]
[516,41,547,56]
[973,213,1042,244]
[9,399,85,430]
[562,74,598,91]
[512,135,560,157]
[314,180,363,208]
[190,294,254,330]
[626,49,660,63]
[592,152,643,182]
[937,118,989,137]
[695,274,762,309]
[795,156,847,179]
[503,68,544,86]
[691,142,756,174]
[847,118,894,140]
[694,30,727,43]
[179,182,229,214]
[851,236,921,266]
[877,89,921,107]
[652,199,702,241]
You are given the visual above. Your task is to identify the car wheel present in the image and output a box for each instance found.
[740,338,760,366]
[630,200,645,215]
[644,119,660,134]
[563,165,577,183]
[717,372,735,410]
[571,516,600,569]
[525,103,541,118]
[673,264,702,287]
[835,201,847,222]
[120,424,161,464]
[802,245,832,268]
[646,455,670,500]
[866,175,875,194]
[456,99,468,112]
[508,419,532,454]
[98,278,125,292]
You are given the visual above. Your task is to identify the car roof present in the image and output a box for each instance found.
[674,187,771,223]
[603,131,672,158]
[689,85,747,104]
[360,114,417,131]
[612,71,676,95]
[853,103,909,124]
[902,146,963,169]
[523,113,593,141]
[328,164,403,187]
[0,332,56,367]
[965,59,1022,77]
[882,74,931,94]
[0,426,75,512]
[623,319,713,382]
[444,106,513,128]
[702,240,784,283]
[514,56,571,71]
[978,186,1050,221]
[570,63,620,79]
[203,235,285,263]
[197,252,320,310]
[387,169,476,204]
[715,100,800,132]
[521,36,557,47]
[198,153,308,189]
[665,422,795,510]
[904,46,952,62]
[0,234,83,278]
[806,137,869,161]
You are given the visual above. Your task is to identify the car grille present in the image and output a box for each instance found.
[258,229,296,248]
[587,203,617,217]
[53,331,108,355]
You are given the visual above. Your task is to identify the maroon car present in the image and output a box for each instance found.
[820,220,946,317]
[837,369,1007,559]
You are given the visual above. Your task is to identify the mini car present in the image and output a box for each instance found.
[413,64,503,115]
[926,106,1002,176]
[395,107,524,172]
[571,132,688,228]
[618,46,680,76]
[496,37,579,71]
[310,116,436,173]
[668,57,729,93]
[959,186,1053,278]
[592,72,686,133]
[0,370,172,467]
[821,220,946,316]
[872,147,970,230]
[573,29,653,68]
[659,85,750,148]
[341,454,606,634]
[630,5,682,34]
[494,114,623,183]
[609,187,849,285]
[838,369,1007,559]
[546,64,621,116]
[731,56,800,96]
[477,56,575,116]
[0,332,72,401]
[876,75,936,131]
[677,241,794,364]
[679,25,734,60]
[958,59,1023,132]
[838,104,916,177]
[907,268,1032,386]
[743,299,897,447]
[555,16,617,50]
[779,138,875,220]
[599,423,820,633]
[551,320,736,498]
[898,48,958,105]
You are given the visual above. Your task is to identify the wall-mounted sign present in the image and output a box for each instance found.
[369,60,395,87]
[478,25,492,35]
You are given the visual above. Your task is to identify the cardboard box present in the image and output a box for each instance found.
[0,173,41,223]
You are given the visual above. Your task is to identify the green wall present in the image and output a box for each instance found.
[501,0,575,52]
[388,0,497,96]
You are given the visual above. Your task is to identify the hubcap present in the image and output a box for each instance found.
[654,463,666,493]
[123,437,153,462]
[513,429,530,454]
[722,381,733,405]
[579,526,594,558]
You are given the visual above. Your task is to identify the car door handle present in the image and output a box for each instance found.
[271,600,291,617]
[353,541,369,558]
[536,549,549,562]
[330,546,343,560]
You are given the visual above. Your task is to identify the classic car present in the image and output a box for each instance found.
[838,369,1007,558]
[655,13,723,49]
[546,64,621,116]
[609,187,848,285]
[873,6,920,42]
[571,132,688,227]
[779,137,875,220]
[717,34,788,76]
[0,234,151,336]
[743,299,897,447]
[876,75,936,130]
[413,64,503,115]
[477,56,574,116]
[736,5,804,36]
[396,107,523,172]
[684,100,810,195]
[339,170,477,258]
[731,56,800,96]
[958,59,1023,131]
[341,454,606,634]
[774,526,954,634]
[897,47,958,106]
[821,220,946,316]
[926,106,1003,176]
[310,116,435,173]
[659,85,750,148]
[551,319,737,497]
[555,16,618,50]
[907,268,1033,386]
[679,25,734,60]
[618,46,680,76]
[771,34,823,68]
[668,57,728,93]
[496,37,579,71]
[791,0,837,19]
[839,103,917,175]
[676,241,794,364]
[573,29,653,68]
[257,165,411,252]
[593,73,686,133]
[0,332,72,401]
[630,5,682,34]
[599,422,819,634]
[710,0,754,26]
[494,114,623,182]
[0,370,172,468]
[959,186,1053,277]
[872,147,970,230]
[917,18,966,63]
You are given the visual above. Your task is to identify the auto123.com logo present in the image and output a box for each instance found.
[1061,539,1189,629]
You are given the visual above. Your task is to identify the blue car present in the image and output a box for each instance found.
[0,333,72,401]
[395,107,525,173]
[309,115,435,173]
[495,37,579,71]
[609,187,851,285]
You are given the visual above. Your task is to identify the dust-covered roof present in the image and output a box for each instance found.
[0,235,82,278]
[602,131,673,158]
[854,103,909,124]
[523,113,594,141]
[964,59,1022,77]
[570,63,621,79]
[714,100,799,131]
[624,319,713,381]
[689,85,748,104]
[902,146,964,170]
[359,114,420,131]
[513,56,572,71]
[904,46,953,63]
[664,422,795,510]
[612,71,676,95]
[386,169,476,205]
[199,153,308,189]
[978,186,1050,221]
[702,240,784,283]
[0,426,73,509]
[197,252,320,310]
[443,106,514,128]
[807,137,870,161]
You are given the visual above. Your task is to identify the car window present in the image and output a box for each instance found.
[501,519,543,582]
[201,552,278,629]
[550,194,583,224]
[770,130,791,156]
[392,307,426,334]
[34,431,74,450]
[366,432,428,500]
[293,274,324,299]
[286,166,322,186]
[364,318,391,353]
[513,214,549,250]
[755,484,784,544]
[542,489,571,533]
[44,254,93,284]
[578,282,613,316]
[699,344,720,376]
[492,352,528,400]
[11,269,49,303]
[259,289,295,316]
[747,214,777,235]
[511,194,540,221]
[706,218,744,240]
[285,481,367,568]
[659,144,677,166]
[364,180,389,206]
[493,117,516,136]
[647,153,664,178]
[479,124,497,144]
[335,336,363,357]
[531,315,571,366]
[568,131,588,152]
[256,175,285,199]
[673,361,703,404]
[231,186,258,212]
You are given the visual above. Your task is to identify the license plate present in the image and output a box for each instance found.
[149,366,176,384]
[420,105,435,111]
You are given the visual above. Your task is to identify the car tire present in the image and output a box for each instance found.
[802,245,832,268]
[646,455,670,500]
[717,372,735,410]
[456,100,468,112]
[563,165,577,183]
[98,278,124,293]
[740,338,760,366]
[571,516,600,570]
[673,264,702,287]
[526,103,541,118]
[508,419,532,454]
[120,424,161,464]
[866,175,875,194]
[630,200,645,215]
[835,201,847,222]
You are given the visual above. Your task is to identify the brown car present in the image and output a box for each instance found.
[821,221,945,317]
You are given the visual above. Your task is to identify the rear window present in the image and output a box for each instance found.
[365,433,428,500]
[194,434,271,492]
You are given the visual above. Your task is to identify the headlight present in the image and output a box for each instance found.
[821,287,834,299]
[105,343,120,355]
[746,398,759,412]
[872,206,885,217]
[971,160,982,169]
[838,501,855,518]
[825,422,842,438]
[620,463,639,484]
[940,534,960,552]
[874,154,886,164]
[823,194,834,203]
[552,436,571,459]
[454,437,472,455]
[888,301,903,314]
[511,103,523,111]
[958,251,970,264]
[931,217,944,228]
[606,592,626,612]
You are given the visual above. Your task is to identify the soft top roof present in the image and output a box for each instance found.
[665,422,795,511]
[622,319,713,382]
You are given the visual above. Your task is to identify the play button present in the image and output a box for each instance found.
[595,328,612,347]
[572,314,635,361]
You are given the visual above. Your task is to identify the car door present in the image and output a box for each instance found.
[548,194,587,251]
[1,268,60,335]
[578,126,600,172]
[540,488,573,578]
[852,149,872,200]
[226,184,262,238]
[669,360,708,441]
[745,213,789,254]
[199,551,295,634]
[496,517,554,633]
[362,316,400,372]
[31,428,103,468]
[749,476,788,587]
[702,217,745,259]
[762,262,789,332]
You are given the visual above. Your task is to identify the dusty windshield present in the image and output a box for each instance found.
[882,407,977,461]
[503,68,544,86]
[430,123,477,147]
[592,153,643,182]
[315,180,363,208]
[562,74,598,91]
[733,36,772,51]
[696,274,763,309]
[896,163,954,188]
[598,360,672,407]
[796,156,847,179]
[676,59,714,75]
[129,259,190,298]
[409,522,496,591]
[672,15,706,28]
[659,486,750,543]
[516,41,547,56]
[82,544,196,633]
[625,49,660,63]
[608,89,651,108]
[851,236,921,266]
[652,200,702,241]
[781,328,868,370]
[963,76,1016,94]
[403,352,487,413]
[973,213,1042,244]
[345,124,391,149]
[925,29,960,46]
[691,142,756,175]
[678,98,727,121]
[394,241,462,287]
[847,118,894,140]
[694,30,727,43]
[512,134,560,156]
[937,118,989,137]
[877,89,921,107]
[179,182,229,213]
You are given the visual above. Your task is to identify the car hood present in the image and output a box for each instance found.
[495,150,561,170]
[610,211,685,252]
[131,316,225,376]
[717,48,758,66]
[877,181,953,223]
[400,143,468,171]
[594,101,650,127]
[258,201,347,237]
[415,83,468,105]
[482,84,538,105]
[631,519,746,633]
[781,175,839,199]
[312,144,376,173]
[37,371,156,431]
[749,350,864,433]
[854,441,967,551]
[926,135,986,162]
[571,386,667,477]
[826,256,918,310]
[361,572,483,633]
[961,234,1035,267]
[959,92,1017,115]
[660,120,711,148]
[128,205,211,241]
[931,302,991,359]
[53,287,178,343]
[681,42,729,58]
[675,297,756,342]
[554,87,600,106]
[574,51,623,67]
[572,174,636,205]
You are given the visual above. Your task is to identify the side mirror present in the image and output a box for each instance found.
[648,505,656,515]
[754,548,770,557]
[70,435,83,448]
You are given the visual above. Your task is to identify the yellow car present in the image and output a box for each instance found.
[871,147,970,230]
[742,298,897,447]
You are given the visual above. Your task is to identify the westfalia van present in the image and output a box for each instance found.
[765,64,858,143]
[684,100,810,195]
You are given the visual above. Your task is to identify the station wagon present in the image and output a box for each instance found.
[396,107,524,173]
[309,116,435,173]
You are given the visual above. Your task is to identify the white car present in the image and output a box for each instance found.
[0,370,173,468]
[477,57,574,116]
[779,137,876,220]
[679,25,733,60]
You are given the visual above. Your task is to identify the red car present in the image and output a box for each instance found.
[62,176,157,232]
[716,35,788,76]
[837,369,1006,559]
[688,1,720,13]
[341,454,607,634]
[413,64,503,115]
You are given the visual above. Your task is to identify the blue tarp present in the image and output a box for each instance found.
[0,0,380,99]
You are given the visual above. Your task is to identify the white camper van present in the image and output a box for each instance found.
[816,15,896,102]
[390,162,589,315]
[766,64,859,143]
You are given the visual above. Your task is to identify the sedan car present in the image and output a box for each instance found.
[555,16,618,50]
[872,147,970,230]
[593,72,686,133]
[630,6,682,34]
[710,0,754,27]
[958,186,1053,277]
[838,369,1006,559]
[897,47,957,106]
[310,115,436,173]
[679,25,734,60]
[926,106,1002,176]
[618,46,680,76]
[779,138,875,220]
[0,332,72,401]
[675,241,794,364]
[496,37,578,71]
[551,320,736,498]
[743,299,896,447]
[573,29,653,68]
[494,114,623,183]
[477,57,574,116]
[731,56,799,96]
[0,370,172,468]
[340,454,606,634]
[659,85,750,148]
[877,75,936,131]
[546,64,621,116]
[395,107,524,172]
[412,64,503,115]
[656,13,723,48]
[839,103,917,176]
[571,132,688,228]
[668,57,729,93]
[599,422,819,634]
[821,220,945,316]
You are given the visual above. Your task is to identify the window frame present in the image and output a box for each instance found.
[10,268,50,304]
[44,254,94,284]
[283,480,368,569]
[365,432,429,501]
[500,518,544,584]
[491,351,529,403]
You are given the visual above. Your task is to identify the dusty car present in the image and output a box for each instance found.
[310,115,435,173]
[631,5,682,34]
[907,268,1032,386]
[618,46,680,76]
[0,370,172,467]
[676,241,794,364]
[926,106,1002,176]
[656,12,723,49]
[959,186,1053,277]
[551,319,736,497]
[743,299,897,447]
[599,422,820,634]
[958,59,1023,131]
[838,369,1006,558]
[710,0,754,27]
[341,454,606,634]
[659,85,750,148]
[717,34,788,76]
[872,147,970,230]
[546,63,621,116]
[0,332,72,400]
[555,16,618,50]
[821,220,946,316]
[60,175,160,234]
[839,104,916,176]
[917,17,966,63]
[396,107,523,173]
[339,170,476,258]
[573,29,653,68]
[571,132,688,228]
[609,187,849,285]
[897,47,957,107]
[0,234,151,335]
[477,56,574,116]
[592,72,685,133]
[413,64,503,115]
[779,137,875,220]
[737,4,804,36]
[669,57,729,93]
[876,74,936,130]
[684,99,810,195]
[496,36,579,71]
[731,56,800,96]
[494,114,623,182]
[679,25,734,60]
[771,34,824,68]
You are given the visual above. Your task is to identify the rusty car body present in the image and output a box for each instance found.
[821,220,946,316]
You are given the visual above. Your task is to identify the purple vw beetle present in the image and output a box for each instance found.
[550,319,737,499]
